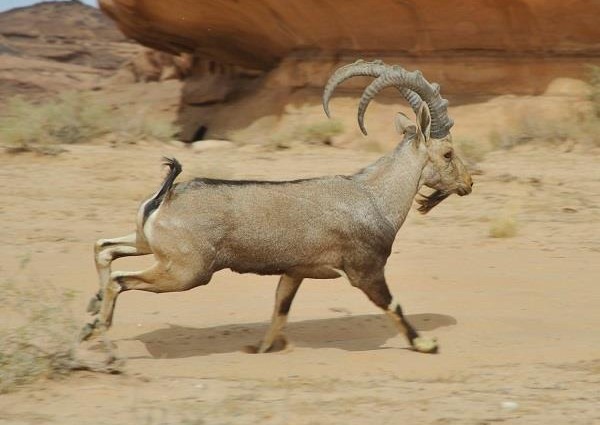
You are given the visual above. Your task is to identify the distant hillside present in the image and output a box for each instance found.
[0,0,145,101]
[0,0,140,70]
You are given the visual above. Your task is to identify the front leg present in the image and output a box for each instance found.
[256,274,303,353]
[386,299,438,353]
[347,268,438,354]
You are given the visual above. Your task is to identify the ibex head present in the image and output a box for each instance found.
[322,59,473,214]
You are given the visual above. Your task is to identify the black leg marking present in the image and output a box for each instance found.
[278,286,301,315]
[394,304,419,342]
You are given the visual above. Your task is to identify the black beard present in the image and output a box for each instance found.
[416,190,450,214]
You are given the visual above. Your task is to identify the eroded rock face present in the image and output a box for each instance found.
[100,0,599,70]
[99,0,600,140]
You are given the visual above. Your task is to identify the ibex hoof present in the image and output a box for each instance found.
[86,293,102,315]
[245,335,289,354]
[412,336,438,354]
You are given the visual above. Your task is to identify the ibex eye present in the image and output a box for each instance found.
[444,151,453,159]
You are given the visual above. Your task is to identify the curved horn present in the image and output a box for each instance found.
[323,60,453,138]
[358,67,453,138]
[322,59,387,118]
[357,75,423,135]
[323,59,422,120]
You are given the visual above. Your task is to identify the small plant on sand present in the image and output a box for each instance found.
[0,93,179,153]
[0,93,113,150]
[296,119,344,145]
[115,109,179,143]
[260,119,345,150]
[586,64,600,118]
[0,277,79,393]
[0,257,120,393]
[489,213,518,238]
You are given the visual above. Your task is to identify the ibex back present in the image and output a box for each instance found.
[82,60,473,354]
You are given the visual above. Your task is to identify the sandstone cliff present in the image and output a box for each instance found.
[99,0,600,140]
[99,0,599,69]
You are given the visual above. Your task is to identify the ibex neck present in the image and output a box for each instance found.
[353,140,426,232]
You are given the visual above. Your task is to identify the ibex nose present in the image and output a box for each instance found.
[458,181,473,196]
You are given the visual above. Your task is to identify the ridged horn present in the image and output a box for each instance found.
[323,60,453,138]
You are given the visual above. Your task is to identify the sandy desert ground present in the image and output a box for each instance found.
[0,140,599,424]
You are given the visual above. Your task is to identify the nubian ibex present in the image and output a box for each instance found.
[82,60,472,354]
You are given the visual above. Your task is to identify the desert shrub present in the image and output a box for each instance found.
[296,119,344,144]
[0,252,122,393]
[115,109,179,143]
[263,119,345,149]
[0,276,79,393]
[489,213,518,238]
[0,93,113,148]
[0,93,179,151]
[586,64,600,118]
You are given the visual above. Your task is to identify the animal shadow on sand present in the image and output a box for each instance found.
[132,313,456,359]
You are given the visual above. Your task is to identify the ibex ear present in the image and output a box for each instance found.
[394,111,416,135]
[416,102,431,142]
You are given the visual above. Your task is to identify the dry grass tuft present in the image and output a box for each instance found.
[0,278,78,392]
[0,256,120,393]
[489,213,518,238]
[587,65,600,119]
[115,108,179,143]
[0,93,179,153]
[295,119,344,145]
[240,119,345,150]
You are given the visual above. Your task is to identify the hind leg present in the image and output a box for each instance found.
[82,260,212,341]
[88,232,151,315]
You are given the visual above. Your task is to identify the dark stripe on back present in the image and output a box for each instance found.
[190,174,351,187]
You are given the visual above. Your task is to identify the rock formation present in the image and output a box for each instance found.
[98,0,600,140]
[99,0,600,71]
[0,0,143,99]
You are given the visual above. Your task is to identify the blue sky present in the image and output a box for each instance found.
[0,0,97,12]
